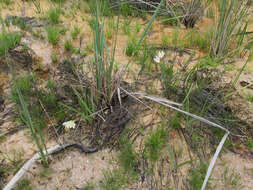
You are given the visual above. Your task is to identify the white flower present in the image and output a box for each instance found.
[158,51,165,59]
[153,56,160,63]
[153,51,165,63]
[63,120,76,129]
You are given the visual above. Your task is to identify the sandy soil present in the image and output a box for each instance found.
[0,0,253,190]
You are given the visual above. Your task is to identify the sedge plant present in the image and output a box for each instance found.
[11,72,48,166]
[92,0,165,106]
[62,0,164,126]
[9,61,48,166]
[210,0,249,58]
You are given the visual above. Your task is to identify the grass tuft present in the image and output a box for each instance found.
[0,0,12,5]
[144,125,168,163]
[245,93,253,102]
[100,169,126,190]
[46,26,60,45]
[118,137,138,175]
[71,25,81,39]
[10,74,35,104]
[16,178,32,190]
[11,72,48,166]
[188,162,208,190]
[125,35,138,56]
[210,0,249,57]
[48,6,61,24]
[64,40,73,51]
[0,31,21,57]
[50,0,65,3]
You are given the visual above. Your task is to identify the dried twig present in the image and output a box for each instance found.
[3,143,97,190]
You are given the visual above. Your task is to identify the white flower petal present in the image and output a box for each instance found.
[63,120,76,129]
[158,51,165,58]
[153,56,160,63]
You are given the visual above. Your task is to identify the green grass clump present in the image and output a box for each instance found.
[12,73,48,166]
[71,25,81,39]
[41,79,65,120]
[50,0,65,3]
[21,104,46,129]
[1,149,24,176]
[64,40,73,51]
[105,27,113,39]
[100,169,126,190]
[170,114,182,129]
[245,93,253,102]
[16,178,32,190]
[46,26,60,45]
[120,3,138,17]
[85,0,119,107]
[48,7,61,24]
[118,137,138,175]
[63,88,96,124]
[221,167,242,189]
[0,0,12,5]
[86,0,113,16]
[161,33,169,46]
[10,17,27,30]
[134,21,141,33]
[11,73,64,125]
[160,62,178,96]
[197,56,219,69]
[137,44,151,71]
[98,133,139,190]
[125,35,138,56]
[0,31,21,56]
[188,162,208,190]
[122,19,131,35]
[51,53,58,63]
[161,15,179,26]
[11,74,35,103]
[87,17,96,31]
[46,79,56,90]
[85,0,141,17]
[10,74,52,129]
[144,125,168,163]
[40,92,58,112]
[247,138,253,150]
[170,28,181,47]
[74,0,164,135]
[82,182,95,190]
[185,29,212,53]
[210,0,249,57]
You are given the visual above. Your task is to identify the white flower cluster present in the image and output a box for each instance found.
[63,120,76,130]
[153,51,165,63]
